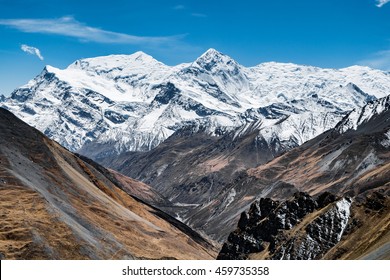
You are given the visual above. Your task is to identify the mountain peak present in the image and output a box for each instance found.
[335,94,390,134]
[44,65,60,73]
[129,51,156,62]
[202,48,223,56]
[197,48,228,61]
[68,51,163,72]
[194,48,239,71]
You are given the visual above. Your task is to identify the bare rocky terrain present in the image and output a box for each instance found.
[218,192,389,260]
[0,108,216,260]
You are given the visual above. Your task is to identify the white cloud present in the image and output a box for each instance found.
[173,5,185,10]
[0,16,181,45]
[21,44,44,60]
[358,50,390,70]
[376,0,390,7]
[191,13,207,18]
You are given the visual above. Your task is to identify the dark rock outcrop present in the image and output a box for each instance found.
[218,192,352,260]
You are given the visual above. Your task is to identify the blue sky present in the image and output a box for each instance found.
[0,0,390,95]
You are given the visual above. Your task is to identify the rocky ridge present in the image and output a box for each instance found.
[218,190,389,260]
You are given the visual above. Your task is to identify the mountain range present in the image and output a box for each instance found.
[0,49,389,260]
[1,49,390,160]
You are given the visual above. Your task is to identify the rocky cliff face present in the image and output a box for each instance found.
[218,191,389,260]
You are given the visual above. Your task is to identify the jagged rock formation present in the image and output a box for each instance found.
[218,192,353,259]
[218,191,389,260]
[0,108,216,260]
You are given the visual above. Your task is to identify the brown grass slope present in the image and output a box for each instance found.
[0,108,216,259]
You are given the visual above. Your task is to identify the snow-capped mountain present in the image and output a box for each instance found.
[1,49,390,156]
[186,93,390,243]
[336,94,390,133]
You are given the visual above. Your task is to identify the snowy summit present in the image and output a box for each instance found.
[1,49,390,157]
